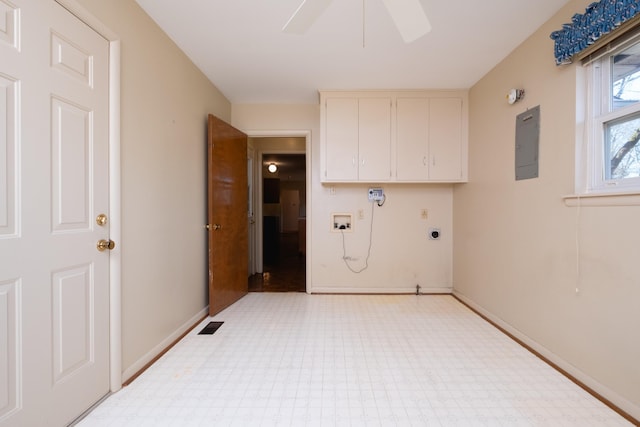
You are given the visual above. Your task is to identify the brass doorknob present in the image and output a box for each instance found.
[97,239,115,251]
[96,213,108,226]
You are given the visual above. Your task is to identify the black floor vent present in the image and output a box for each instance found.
[198,321,224,335]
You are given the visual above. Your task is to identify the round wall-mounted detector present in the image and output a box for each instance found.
[507,88,525,105]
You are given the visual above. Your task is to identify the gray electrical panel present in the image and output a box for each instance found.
[515,105,540,181]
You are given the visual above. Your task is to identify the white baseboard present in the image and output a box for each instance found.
[310,286,452,294]
[121,306,209,383]
[453,291,640,422]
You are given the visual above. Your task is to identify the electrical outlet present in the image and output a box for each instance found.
[420,209,428,219]
[428,227,441,240]
[358,209,364,220]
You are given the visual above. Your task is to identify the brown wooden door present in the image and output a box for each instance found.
[207,114,248,316]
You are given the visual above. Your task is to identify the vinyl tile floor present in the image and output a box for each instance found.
[77,294,634,426]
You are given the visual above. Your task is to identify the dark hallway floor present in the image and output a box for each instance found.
[248,231,306,292]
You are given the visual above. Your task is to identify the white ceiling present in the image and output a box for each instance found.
[134,0,571,104]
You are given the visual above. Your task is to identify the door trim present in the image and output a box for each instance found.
[247,146,256,276]
[247,130,311,293]
[54,0,122,392]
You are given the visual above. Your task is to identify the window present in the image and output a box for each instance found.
[584,36,640,193]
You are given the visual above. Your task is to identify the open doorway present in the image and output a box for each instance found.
[248,138,306,292]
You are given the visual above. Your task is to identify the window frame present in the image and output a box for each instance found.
[582,35,640,195]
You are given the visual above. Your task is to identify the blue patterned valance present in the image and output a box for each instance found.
[550,0,640,65]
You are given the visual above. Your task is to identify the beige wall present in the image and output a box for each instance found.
[233,104,454,294]
[73,0,231,378]
[453,0,640,418]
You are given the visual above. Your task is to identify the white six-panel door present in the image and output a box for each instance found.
[0,1,110,425]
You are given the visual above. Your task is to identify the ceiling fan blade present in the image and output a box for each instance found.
[282,0,333,34]
[381,0,432,43]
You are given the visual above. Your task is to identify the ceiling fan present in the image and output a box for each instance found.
[282,0,432,43]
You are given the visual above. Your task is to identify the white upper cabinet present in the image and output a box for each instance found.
[323,96,392,182]
[324,98,359,180]
[428,97,463,181]
[396,97,429,181]
[321,90,468,183]
[396,97,464,181]
[357,98,392,181]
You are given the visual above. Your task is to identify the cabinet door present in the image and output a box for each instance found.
[324,98,358,180]
[429,98,462,180]
[396,98,429,181]
[358,98,392,181]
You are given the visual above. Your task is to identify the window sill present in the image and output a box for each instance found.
[563,191,640,207]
